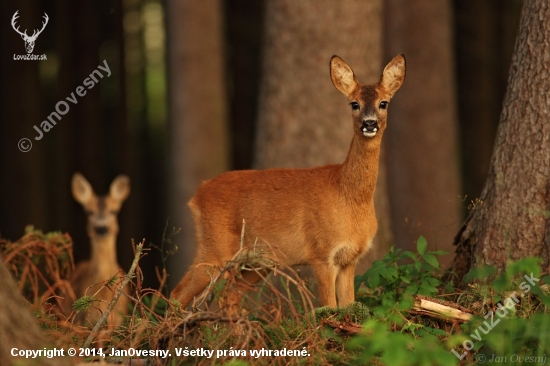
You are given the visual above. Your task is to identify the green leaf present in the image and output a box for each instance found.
[425,276,441,286]
[530,286,550,306]
[404,284,419,295]
[398,297,414,310]
[417,236,428,256]
[354,275,363,293]
[419,282,438,295]
[422,253,440,269]
[367,271,381,288]
[400,275,411,284]
[493,272,510,292]
[444,281,455,293]
[398,251,417,261]
[380,266,398,281]
[423,327,448,336]
[505,257,542,278]
[463,265,497,283]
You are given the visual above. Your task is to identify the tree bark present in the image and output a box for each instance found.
[451,0,550,281]
[167,0,230,288]
[383,0,462,267]
[255,0,390,274]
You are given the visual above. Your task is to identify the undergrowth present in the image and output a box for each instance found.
[3,229,550,365]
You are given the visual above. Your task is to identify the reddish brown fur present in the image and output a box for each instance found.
[171,55,406,312]
[65,173,130,326]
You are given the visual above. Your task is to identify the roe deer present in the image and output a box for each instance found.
[66,173,130,326]
[171,54,405,313]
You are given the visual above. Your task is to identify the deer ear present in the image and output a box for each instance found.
[72,173,93,205]
[330,56,359,98]
[110,175,130,203]
[380,54,406,98]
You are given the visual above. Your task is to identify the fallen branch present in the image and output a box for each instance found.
[83,239,144,348]
[411,295,473,322]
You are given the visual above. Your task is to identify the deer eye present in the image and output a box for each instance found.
[379,101,388,109]
[350,102,360,110]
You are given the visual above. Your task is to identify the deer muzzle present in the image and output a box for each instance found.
[94,226,109,236]
[361,119,379,137]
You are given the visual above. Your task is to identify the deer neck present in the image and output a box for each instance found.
[89,235,120,281]
[338,134,381,206]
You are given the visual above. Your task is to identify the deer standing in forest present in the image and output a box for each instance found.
[171,54,406,314]
[65,173,130,326]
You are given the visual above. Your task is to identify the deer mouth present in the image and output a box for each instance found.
[361,121,379,138]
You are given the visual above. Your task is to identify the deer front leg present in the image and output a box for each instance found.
[313,263,338,307]
[336,264,356,307]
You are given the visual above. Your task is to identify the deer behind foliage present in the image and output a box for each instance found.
[65,173,130,326]
[171,54,406,314]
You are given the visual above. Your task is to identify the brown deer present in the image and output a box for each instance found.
[65,173,130,326]
[171,54,405,313]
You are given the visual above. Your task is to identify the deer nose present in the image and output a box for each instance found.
[362,119,378,131]
[94,226,108,236]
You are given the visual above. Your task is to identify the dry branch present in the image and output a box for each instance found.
[83,239,144,348]
[411,295,473,322]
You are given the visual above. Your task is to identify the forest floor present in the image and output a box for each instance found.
[3,227,550,365]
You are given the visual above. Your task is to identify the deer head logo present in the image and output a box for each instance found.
[11,11,49,54]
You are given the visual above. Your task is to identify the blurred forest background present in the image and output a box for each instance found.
[0,0,522,291]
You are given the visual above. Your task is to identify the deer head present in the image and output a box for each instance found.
[11,11,49,54]
[71,173,130,241]
[330,54,406,140]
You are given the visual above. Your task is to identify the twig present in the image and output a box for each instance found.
[83,239,144,348]
[240,219,246,250]
[192,224,248,308]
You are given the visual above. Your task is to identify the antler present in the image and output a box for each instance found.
[11,11,48,40]
[11,10,27,37]
[32,13,49,39]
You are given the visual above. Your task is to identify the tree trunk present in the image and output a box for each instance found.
[451,0,550,281]
[0,262,68,366]
[383,0,462,267]
[255,0,390,275]
[167,0,230,288]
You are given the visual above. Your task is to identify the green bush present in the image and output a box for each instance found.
[351,237,550,366]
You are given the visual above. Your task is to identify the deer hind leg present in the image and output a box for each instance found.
[335,264,356,307]
[170,264,218,309]
[222,269,267,316]
[312,263,338,307]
